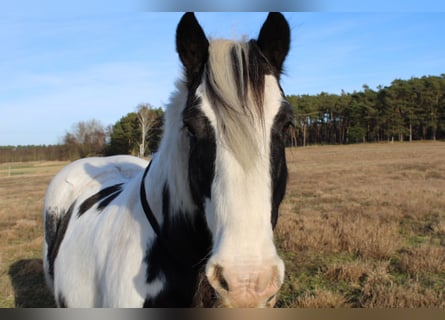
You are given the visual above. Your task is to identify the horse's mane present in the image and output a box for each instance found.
[203,38,273,170]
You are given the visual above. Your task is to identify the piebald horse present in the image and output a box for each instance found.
[43,12,294,307]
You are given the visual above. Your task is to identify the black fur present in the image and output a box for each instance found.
[77,183,123,217]
[176,12,209,88]
[144,185,212,307]
[182,98,217,206]
[270,101,295,228]
[257,12,290,78]
[58,292,67,308]
[46,201,76,279]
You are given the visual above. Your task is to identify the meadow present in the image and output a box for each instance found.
[0,142,444,307]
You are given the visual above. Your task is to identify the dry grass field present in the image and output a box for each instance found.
[276,142,445,307]
[1,142,444,308]
[0,161,68,307]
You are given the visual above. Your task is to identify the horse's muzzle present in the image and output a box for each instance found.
[203,262,283,308]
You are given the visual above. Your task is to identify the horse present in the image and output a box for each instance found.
[43,12,294,308]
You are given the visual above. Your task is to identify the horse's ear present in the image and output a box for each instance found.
[176,12,209,84]
[257,12,290,77]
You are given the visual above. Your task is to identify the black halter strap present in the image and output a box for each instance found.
[140,161,162,238]
[140,160,197,272]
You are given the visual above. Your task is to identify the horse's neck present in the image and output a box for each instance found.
[143,149,212,271]
[141,87,209,254]
[144,149,196,226]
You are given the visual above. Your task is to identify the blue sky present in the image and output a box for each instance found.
[1,1,444,146]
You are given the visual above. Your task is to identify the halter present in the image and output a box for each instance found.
[139,161,162,239]
[139,160,197,272]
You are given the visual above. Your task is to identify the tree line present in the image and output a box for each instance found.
[0,104,163,163]
[1,74,444,163]
[287,75,445,146]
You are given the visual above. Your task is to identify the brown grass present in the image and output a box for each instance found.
[275,141,445,307]
[294,289,349,308]
[397,245,445,275]
[0,161,66,307]
[1,142,445,307]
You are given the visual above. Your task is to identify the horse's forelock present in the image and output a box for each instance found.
[201,39,274,170]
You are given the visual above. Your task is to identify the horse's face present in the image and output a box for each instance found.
[176,13,293,307]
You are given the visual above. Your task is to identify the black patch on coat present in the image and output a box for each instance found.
[182,98,217,206]
[77,183,124,217]
[46,201,76,279]
[270,101,295,228]
[143,185,212,307]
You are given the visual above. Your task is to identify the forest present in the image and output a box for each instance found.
[288,75,445,146]
[1,75,444,163]
[0,104,164,163]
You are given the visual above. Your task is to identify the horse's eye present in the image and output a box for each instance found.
[183,122,196,138]
[282,122,291,133]
[282,121,295,135]
[183,123,198,147]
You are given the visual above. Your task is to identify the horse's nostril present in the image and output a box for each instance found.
[266,294,276,306]
[213,265,229,291]
[218,276,229,292]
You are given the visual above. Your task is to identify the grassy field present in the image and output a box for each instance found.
[1,142,444,307]
[0,161,68,307]
[276,142,445,307]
